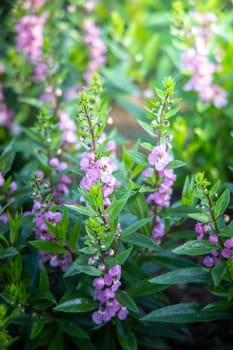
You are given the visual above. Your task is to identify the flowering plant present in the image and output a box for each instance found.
[0,1,233,349]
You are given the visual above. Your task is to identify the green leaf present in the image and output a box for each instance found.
[29,240,67,254]
[127,280,167,297]
[187,212,210,223]
[39,264,50,291]
[106,193,130,223]
[172,240,216,256]
[167,160,186,169]
[161,206,200,218]
[115,290,139,313]
[141,302,230,323]
[130,193,150,235]
[68,219,82,250]
[116,322,138,350]
[106,247,133,268]
[126,149,148,167]
[121,217,153,237]
[214,189,230,218]
[58,319,89,339]
[149,267,210,285]
[137,120,155,137]
[30,318,45,340]
[0,140,16,175]
[48,331,64,350]
[66,204,96,217]
[20,97,43,108]
[122,233,161,251]
[202,300,232,312]
[65,264,103,277]
[211,262,227,287]
[0,247,18,260]
[182,176,195,206]
[164,106,180,119]
[53,298,97,313]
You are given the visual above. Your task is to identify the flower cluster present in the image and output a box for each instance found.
[195,222,233,267]
[80,151,120,207]
[181,11,227,108]
[48,157,73,200]
[144,143,176,242]
[0,171,18,223]
[15,2,48,81]
[83,19,107,83]
[92,265,128,324]
[23,0,45,9]
[33,202,72,271]
[58,111,79,147]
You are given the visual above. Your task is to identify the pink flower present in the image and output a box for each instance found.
[0,172,4,186]
[49,157,59,168]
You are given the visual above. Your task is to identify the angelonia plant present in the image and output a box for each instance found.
[0,72,232,349]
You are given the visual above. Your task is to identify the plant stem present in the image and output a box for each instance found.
[206,193,219,234]
[83,104,96,152]
[157,93,169,145]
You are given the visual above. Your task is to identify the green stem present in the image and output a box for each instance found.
[206,193,220,234]
[83,104,96,153]
[157,93,169,145]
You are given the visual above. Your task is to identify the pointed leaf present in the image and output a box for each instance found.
[54,298,97,313]
[29,240,67,254]
[141,303,230,323]
[122,233,161,251]
[149,267,210,285]
[172,240,215,256]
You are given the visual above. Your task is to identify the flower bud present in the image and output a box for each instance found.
[223,214,230,223]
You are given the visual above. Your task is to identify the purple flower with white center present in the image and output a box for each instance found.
[148,144,172,171]
[118,306,129,320]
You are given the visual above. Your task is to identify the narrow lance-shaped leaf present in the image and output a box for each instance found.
[53,298,97,313]
[172,240,216,256]
[149,267,210,285]
[213,189,230,218]
[141,302,230,323]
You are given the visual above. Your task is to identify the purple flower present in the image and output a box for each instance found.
[209,234,218,245]
[118,307,129,320]
[9,181,17,193]
[148,144,172,171]
[109,265,121,279]
[57,162,68,172]
[93,277,105,290]
[92,311,104,324]
[203,255,214,267]
[221,248,232,259]
[49,157,59,168]
[224,238,233,249]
